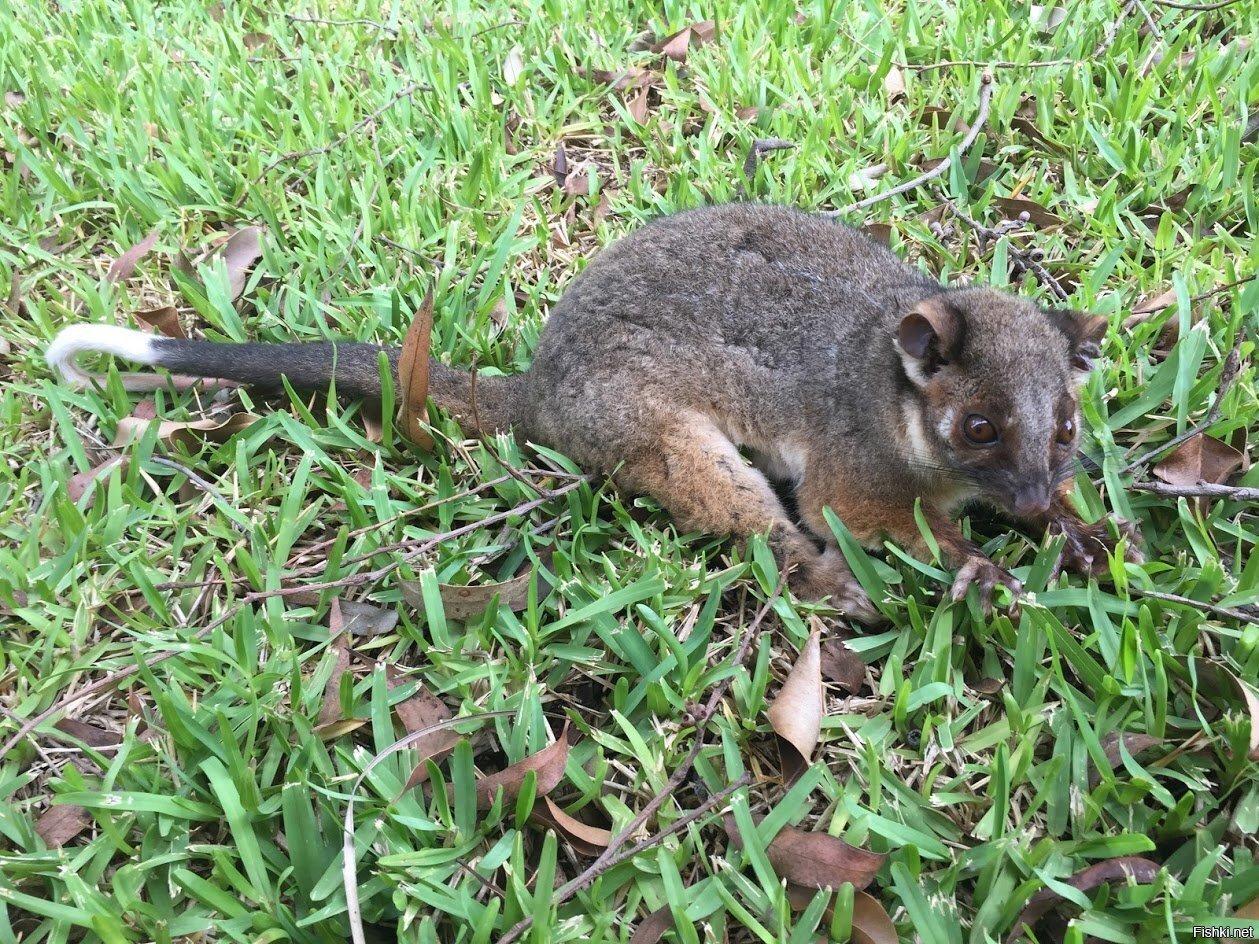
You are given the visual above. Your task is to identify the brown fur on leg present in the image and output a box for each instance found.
[611,412,877,619]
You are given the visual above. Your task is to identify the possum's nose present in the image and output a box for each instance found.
[1012,483,1052,517]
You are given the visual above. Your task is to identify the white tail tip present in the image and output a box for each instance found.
[45,324,160,388]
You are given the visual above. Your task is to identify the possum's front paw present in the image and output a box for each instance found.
[791,548,881,623]
[1049,514,1143,580]
[951,555,1022,617]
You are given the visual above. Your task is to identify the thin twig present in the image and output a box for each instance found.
[1151,0,1242,9]
[1094,0,1136,58]
[1115,336,1245,476]
[495,577,787,944]
[1129,274,1256,315]
[1129,482,1259,502]
[148,456,239,518]
[257,82,430,178]
[284,14,399,36]
[825,73,994,218]
[902,59,1073,72]
[934,193,1070,301]
[1129,588,1259,625]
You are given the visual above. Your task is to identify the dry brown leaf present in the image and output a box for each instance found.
[851,891,899,944]
[991,197,1062,229]
[531,796,613,855]
[242,31,269,51]
[67,456,127,505]
[563,164,592,196]
[133,306,186,339]
[35,804,91,847]
[439,569,534,621]
[919,106,968,134]
[213,226,264,301]
[397,289,434,450]
[503,45,525,85]
[476,722,570,808]
[784,888,897,944]
[1124,287,1178,330]
[1153,434,1243,489]
[4,90,24,107]
[767,625,823,784]
[819,637,865,694]
[651,20,715,62]
[627,85,651,124]
[860,223,892,246]
[112,412,260,448]
[736,105,761,121]
[338,600,399,637]
[106,228,160,283]
[4,268,23,318]
[883,65,906,102]
[1236,893,1259,920]
[1089,732,1163,788]
[397,690,458,790]
[724,814,886,891]
[54,718,120,751]
[629,905,673,944]
[1006,858,1160,943]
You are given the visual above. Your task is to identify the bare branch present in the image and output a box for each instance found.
[826,73,994,218]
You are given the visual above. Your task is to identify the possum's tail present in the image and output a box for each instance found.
[45,324,522,436]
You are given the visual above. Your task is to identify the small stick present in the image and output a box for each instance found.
[1152,0,1242,9]
[283,14,399,35]
[1115,337,1245,476]
[825,73,994,217]
[1129,482,1259,503]
[1129,588,1259,625]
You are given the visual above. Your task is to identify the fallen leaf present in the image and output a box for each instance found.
[1030,4,1066,34]
[112,412,260,448]
[736,105,761,121]
[919,106,968,135]
[991,197,1062,229]
[1006,858,1161,943]
[67,456,127,505]
[35,804,91,847]
[724,814,885,891]
[399,685,458,791]
[106,228,160,283]
[1123,287,1178,330]
[860,223,892,246]
[883,65,906,101]
[1153,434,1243,489]
[650,20,715,62]
[242,31,269,51]
[5,90,24,107]
[133,306,186,339]
[563,164,592,196]
[3,269,23,317]
[819,637,865,694]
[213,226,264,301]
[531,796,613,855]
[54,719,121,751]
[627,85,650,123]
[315,610,359,739]
[397,289,434,450]
[503,45,525,85]
[784,887,897,944]
[1236,893,1259,920]
[1089,732,1163,788]
[439,569,534,620]
[767,626,823,785]
[338,600,399,637]
[629,906,673,944]
[476,722,570,808]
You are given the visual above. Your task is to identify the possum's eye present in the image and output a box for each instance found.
[963,414,998,445]
[1055,418,1075,445]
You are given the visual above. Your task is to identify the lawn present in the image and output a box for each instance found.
[1,0,1258,941]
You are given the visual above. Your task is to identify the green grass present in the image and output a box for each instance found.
[1,0,1258,941]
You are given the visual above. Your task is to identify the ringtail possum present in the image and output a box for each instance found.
[46,204,1142,620]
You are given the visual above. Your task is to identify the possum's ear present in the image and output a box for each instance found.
[896,296,959,386]
[1053,310,1108,374]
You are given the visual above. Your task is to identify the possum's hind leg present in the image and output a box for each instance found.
[600,409,877,620]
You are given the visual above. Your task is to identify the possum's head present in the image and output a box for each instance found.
[894,288,1107,518]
